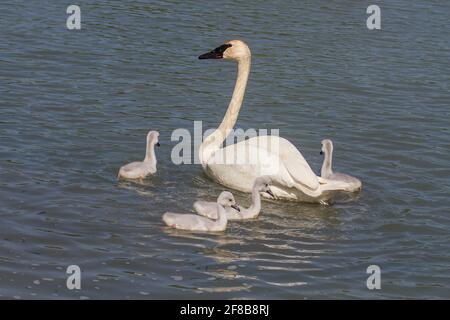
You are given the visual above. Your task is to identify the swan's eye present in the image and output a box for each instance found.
[229,199,232,202]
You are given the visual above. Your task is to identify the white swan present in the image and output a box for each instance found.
[198,40,360,203]
[117,131,160,180]
[162,191,237,232]
[194,176,274,220]
[320,139,362,191]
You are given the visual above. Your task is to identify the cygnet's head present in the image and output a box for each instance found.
[217,191,240,212]
[147,131,160,147]
[254,176,275,198]
[198,40,251,62]
[320,139,333,155]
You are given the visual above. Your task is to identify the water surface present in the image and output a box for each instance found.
[1,0,449,299]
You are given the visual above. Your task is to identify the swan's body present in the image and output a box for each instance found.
[198,40,361,203]
[194,176,274,220]
[320,139,362,191]
[162,191,237,232]
[118,131,160,180]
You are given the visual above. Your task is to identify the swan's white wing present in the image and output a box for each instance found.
[118,161,155,179]
[261,136,319,190]
[280,146,319,190]
[206,140,285,192]
[324,173,362,192]
[193,201,219,219]
[163,212,214,231]
[209,136,319,191]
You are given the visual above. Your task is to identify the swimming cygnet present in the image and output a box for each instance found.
[162,191,239,232]
[194,176,274,220]
[117,131,160,180]
[320,139,362,191]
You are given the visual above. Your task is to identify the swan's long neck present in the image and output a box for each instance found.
[321,148,333,178]
[246,186,261,217]
[200,57,251,165]
[144,141,156,165]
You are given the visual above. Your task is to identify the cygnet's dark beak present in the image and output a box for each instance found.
[266,189,275,198]
[231,204,240,212]
[156,142,161,147]
[320,150,323,155]
[199,44,232,59]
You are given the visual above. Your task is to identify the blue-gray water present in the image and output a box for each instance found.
[1,0,449,299]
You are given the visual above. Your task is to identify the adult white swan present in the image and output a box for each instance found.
[198,40,361,203]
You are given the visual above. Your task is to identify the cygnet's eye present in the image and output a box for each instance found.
[265,184,268,187]
[229,199,232,202]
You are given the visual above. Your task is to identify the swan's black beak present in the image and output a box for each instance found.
[199,44,232,60]
[231,204,240,212]
[266,189,275,198]
[156,142,161,147]
[320,150,323,155]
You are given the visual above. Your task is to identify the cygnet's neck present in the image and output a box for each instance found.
[321,148,333,178]
[216,204,228,225]
[246,185,261,216]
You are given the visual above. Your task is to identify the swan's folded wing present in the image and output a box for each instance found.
[247,136,319,190]
[282,151,319,190]
[208,136,319,192]
[193,201,219,219]
[163,212,211,230]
